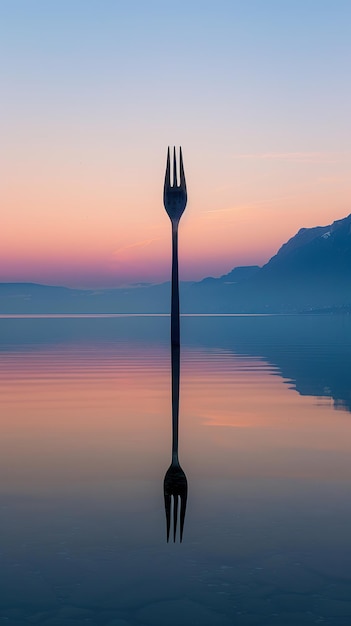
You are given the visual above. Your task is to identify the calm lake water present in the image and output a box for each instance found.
[1,314,351,626]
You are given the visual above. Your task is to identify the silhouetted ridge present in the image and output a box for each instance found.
[219,265,260,283]
[1,214,350,313]
[262,213,351,275]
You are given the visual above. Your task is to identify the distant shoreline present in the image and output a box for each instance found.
[0,311,349,319]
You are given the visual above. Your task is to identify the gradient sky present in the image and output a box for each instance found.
[2,0,351,287]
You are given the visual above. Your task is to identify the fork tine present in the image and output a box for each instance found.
[179,146,187,193]
[164,146,171,190]
[179,494,187,542]
[173,146,178,188]
[164,493,171,542]
[173,495,179,542]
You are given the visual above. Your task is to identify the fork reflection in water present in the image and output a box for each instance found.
[163,147,188,542]
[163,342,188,542]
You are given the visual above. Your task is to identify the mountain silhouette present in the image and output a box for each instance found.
[253,213,351,311]
[192,213,351,312]
[260,213,351,283]
[0,214,350,313]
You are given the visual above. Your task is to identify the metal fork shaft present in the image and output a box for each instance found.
[171,222,180,346]
[171,341,180,463]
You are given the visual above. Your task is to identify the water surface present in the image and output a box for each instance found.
[1,315,351,625]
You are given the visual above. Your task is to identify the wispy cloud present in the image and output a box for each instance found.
[205,194,297,215]
[205,202,264,215]
[112,238,159,257]
[317,175,350,184]
[205,422,255,428]
[232,151,345,163]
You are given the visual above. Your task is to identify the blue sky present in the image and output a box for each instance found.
[2,0,351,286]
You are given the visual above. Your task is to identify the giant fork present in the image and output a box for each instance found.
[163,147,187,346]
[163,147,188,541]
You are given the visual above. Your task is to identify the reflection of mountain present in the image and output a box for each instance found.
[1,314,350,412]
[182,315,351,413]
[1,214,351,314]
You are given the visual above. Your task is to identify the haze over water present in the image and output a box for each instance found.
[1,314,351,625]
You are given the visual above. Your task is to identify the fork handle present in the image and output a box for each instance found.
[171,341,180,461]
[171,222,180,346]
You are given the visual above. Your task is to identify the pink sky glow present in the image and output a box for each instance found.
[2,2,351,288]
